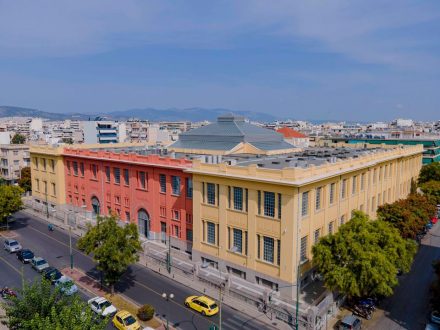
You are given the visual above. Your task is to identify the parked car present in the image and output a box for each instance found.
[55,276,78,296]
[112,310,141,330]
[339,315,362,330]
[88,296,117,317]
[17,249,34,263]
[42,267,62,283]
[3,239,22,253]
[184,295,219,316]
[432,311,440,325]
[31,257,50,272]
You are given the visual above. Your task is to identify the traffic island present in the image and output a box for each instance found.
[62,267,163,329]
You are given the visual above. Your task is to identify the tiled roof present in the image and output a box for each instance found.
[276,127,307,138]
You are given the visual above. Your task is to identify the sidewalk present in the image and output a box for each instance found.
[0,305,7,330]
[23,207,293,330]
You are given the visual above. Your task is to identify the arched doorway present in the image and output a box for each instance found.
[138,209,150,239]
[91,196,100,217]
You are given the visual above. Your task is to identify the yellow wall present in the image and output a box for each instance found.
[189,145,423,288]
[30,145,66,208]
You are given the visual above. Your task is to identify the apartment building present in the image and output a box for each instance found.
[0,144,30,184]
[83,120,127,144]
[188,145,423,299]
[62,147,194,250]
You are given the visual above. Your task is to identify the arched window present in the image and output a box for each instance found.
[91,197,100,216]
[138,209,150,239]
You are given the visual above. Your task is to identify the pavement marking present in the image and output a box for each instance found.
[0,256,22,275]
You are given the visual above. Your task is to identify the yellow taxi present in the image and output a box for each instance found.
[112,310,141,330]
[184,295,219,316]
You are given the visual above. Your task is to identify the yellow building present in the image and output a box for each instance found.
[30,145,66,212]
[188,144,423,299]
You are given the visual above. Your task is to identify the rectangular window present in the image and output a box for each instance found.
[186,229,193,242]
[245,188,248,212]
[245,231,248,255]
[361,173,365,191]
[328,221,334,235]
[114,168,120,184]
[228,186,231,209]
[373,169,377,184]
[73,161,78,176]
[35,179,39,191]
[207,183,216,205]
[300,236,308,262]
[372,197,376,211]
[278,193,282,219]
[125,211,130,222]
[171,176,181,195]
[302,191,309,217]
[329,183,335,204]
[51,183,56,195]
[341,179,347,198]
[233,228,242,253]
[315,187,322,211]
[264,191,275,217]
[174,225,179,238]
[207,222,216,244]
[263,237,274,263]
[66,160,69,174]
[115,196,120,204]
[257,234,261,259]
[352,176,357,194]
[257,191,261,215]
[277,240,281,265]
[186,178,193,198]
[314,229,320,245]
[160,206,166,217]
[80,163,84,177]
[42,158,47,171]
[138,171,146,189]
[159,174,166,193]
[233,187,243,211]
[340,214,345,226]
[50,159,55,172]
[105,166,110,182]
[173,210,180,220]
[91,164,97,179]
[123,169,129,185]
[35,157,39,169]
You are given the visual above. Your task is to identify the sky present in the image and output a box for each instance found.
[0,0,439,121]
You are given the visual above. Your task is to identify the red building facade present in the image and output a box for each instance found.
[63,148,193,244]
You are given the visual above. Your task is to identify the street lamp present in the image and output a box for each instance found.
[201,261,227,330]
[162,292,174,330]
[267,281,300,329]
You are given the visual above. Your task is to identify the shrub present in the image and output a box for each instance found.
[137,304,155,321]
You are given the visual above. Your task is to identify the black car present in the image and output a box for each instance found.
[42,267,62,283]
[17,249,34,263]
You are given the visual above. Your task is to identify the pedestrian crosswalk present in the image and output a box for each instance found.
[221,313,277,330]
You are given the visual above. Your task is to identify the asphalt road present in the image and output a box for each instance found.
[370,222,440,330]
[1,211,277,330]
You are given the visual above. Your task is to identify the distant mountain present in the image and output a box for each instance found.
[105,107,277,122]
[0,106,90,120]
[0,106,277,122]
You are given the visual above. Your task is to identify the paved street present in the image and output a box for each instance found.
[369,222,440,330]
[1,211,279,330]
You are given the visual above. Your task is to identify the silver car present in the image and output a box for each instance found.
[4,239,22,253]
[31,257,50,272]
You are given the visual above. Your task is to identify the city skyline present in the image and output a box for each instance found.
[0,1,439,121]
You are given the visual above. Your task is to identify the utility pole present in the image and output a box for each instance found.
[69,226,73,269]
[219,282,223,330]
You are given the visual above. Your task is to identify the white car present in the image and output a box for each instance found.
[31,257,50,272]
[88,296,117,317]
[4,239,22,253]
[55,276,78,296]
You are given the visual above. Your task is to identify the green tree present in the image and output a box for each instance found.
[420,180,440,204]
[1,277,106,330]
[378,194,436,239]
[419,162,440,184]
[11,133,26,144]
[0,185,23,226]
[18,166,32,192]
[77,215,142,293]
[312,211,417,298]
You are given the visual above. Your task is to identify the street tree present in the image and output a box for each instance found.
[77,214,142,293]
[312,211,417,299]
[377,194,436,239]
[18,166,32,192]
[420,180,440,204]
[0,185,23,226]
[419,162,440,184]
[1,277,106,330]
[11,133,26,144]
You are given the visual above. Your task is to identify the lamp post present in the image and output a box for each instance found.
[201,261,227,330]
[267,276,300,330]
[162,292,174,330]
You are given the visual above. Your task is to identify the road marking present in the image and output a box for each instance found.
[0,256,22,275]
